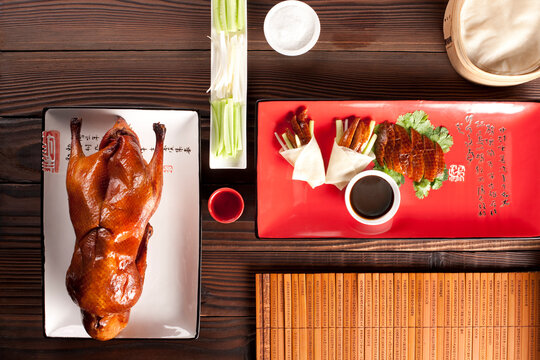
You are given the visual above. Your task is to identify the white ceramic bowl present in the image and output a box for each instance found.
[263,0,321,56]
[344,170,401,226]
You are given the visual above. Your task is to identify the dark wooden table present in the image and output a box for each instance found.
[1,0,539,358]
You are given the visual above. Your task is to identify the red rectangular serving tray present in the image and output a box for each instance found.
[257,100,540,238]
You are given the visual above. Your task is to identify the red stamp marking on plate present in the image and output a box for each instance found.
[448,164,465,182]
[163,164,173,174]
[42,130,60,173]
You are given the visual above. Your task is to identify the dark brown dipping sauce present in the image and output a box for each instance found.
[350,175,394,219]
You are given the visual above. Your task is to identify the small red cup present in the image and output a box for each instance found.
[208,187,244,223]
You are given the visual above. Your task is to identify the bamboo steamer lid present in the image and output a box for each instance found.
[444,0,540,86]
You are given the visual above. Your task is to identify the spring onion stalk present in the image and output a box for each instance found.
[335,119,343,143]
[219,0,227,32]
[213,0,244,33]
[226,0,237,32]
[236,0,245,31]
[275,132,287,151]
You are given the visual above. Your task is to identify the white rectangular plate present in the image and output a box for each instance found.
[42,108,200,339]
[209,0,248,169]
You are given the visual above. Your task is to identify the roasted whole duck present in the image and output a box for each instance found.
[375,121,445,182]
[65,116,165,340]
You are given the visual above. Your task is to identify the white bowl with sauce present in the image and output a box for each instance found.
[264,0,321,56]
[344,170,401,226]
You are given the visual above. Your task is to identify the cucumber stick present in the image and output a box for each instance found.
[211,98,243,157]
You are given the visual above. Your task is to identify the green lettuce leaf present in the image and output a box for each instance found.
[373,160,405,186]
[431,167,448,190]
[396,110,454,154]
[413,178,431,199]
[413,168,448,198]
[397,110,433,136]
[429,126,454,153]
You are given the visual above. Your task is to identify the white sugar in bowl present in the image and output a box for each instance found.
[264,0,321,56]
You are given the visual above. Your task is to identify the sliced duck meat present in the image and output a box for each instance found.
[374,121,389,165]
[338,117,360,148]
[373,120,449,193]
[422,135,437,182]
[351,119,366,152]
[383,122,396,170]
[434,141,445,178]
[410,128,425,182]
[352,119,372,153]
[395,125,413,178]
[391,124,404,174]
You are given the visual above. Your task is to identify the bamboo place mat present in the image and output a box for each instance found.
[255,272,540,360]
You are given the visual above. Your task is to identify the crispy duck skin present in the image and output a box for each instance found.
[374,121,389,165]
[289,114,304,144]
[395,124,413,178]
[391,124,404,174]
[410,128,425,182]
[351,119,369,152]
[375,122,446,183]
[296,108,312,143]
[434,141,445,178]
[384,122,396,170]
[422,134,437,182]
[338,117,360,148]
[290,112,311,145]
[65,116,165,341]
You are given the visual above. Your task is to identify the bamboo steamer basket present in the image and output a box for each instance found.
[444,0,540,86]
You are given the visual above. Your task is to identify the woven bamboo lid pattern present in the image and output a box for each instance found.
[444,0,540,86]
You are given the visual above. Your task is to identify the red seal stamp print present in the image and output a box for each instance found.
[42,130,60,173]
[448,164,465,182]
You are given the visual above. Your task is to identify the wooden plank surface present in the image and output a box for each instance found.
[1,0,540,358]
[0,315,255,359]
[2,51,540,118]
[0,117,256,185]
[2,248,540,321]
[0,118,42,183]
[1,0,447,52]
[2,183,540,251]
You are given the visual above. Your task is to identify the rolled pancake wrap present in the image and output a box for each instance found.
[325,140,375,190]
[280,136,325,189]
